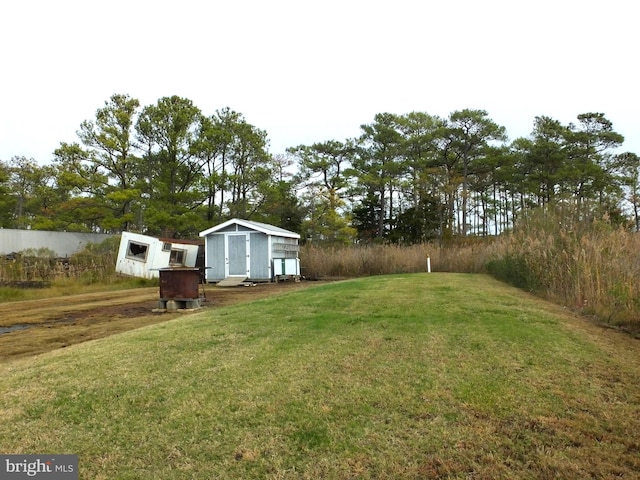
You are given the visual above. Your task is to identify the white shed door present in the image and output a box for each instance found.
[227,234,248,276]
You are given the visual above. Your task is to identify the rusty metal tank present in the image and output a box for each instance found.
[158,267,201,310]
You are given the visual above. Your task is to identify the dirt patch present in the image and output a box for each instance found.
[0,280,324,362]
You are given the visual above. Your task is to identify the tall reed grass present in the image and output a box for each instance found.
[487,213,640,330]
[300,240,494,278]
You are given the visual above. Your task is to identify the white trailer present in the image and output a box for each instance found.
[115,232,200,279]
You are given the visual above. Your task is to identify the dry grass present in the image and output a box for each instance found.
[0,282,322,361]
[487,217,640,331]
[300,240,493,279]
[0,238,120,286]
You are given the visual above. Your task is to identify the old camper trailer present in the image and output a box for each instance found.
[115,232,201,279]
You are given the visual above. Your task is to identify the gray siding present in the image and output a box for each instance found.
[0,229,115,257]
[205,234,225,281]
[217,224,253,233]
[271,235,300,259]
[249,232,269,280]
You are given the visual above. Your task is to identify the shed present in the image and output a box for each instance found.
[115,232,201,279]
[199,218,300,283]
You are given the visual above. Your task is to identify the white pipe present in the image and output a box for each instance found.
[427,255,431,273]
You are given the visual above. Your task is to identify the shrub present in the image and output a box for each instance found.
[486,254,538,291]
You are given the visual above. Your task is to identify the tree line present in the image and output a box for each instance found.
[1,93,638,243]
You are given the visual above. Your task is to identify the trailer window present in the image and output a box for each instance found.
[126,241,149,261]
[169,248,186,266]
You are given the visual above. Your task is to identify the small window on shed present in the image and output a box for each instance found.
[126,241,149,262]
[162,242,172,252]
[169,248,186,266]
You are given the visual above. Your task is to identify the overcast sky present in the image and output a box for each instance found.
[1,0,637,164]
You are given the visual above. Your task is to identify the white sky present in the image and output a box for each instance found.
[1,0,637,164]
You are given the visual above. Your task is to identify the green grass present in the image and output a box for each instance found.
[0,274,639,479]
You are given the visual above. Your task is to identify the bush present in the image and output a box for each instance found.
[486,254,538,291]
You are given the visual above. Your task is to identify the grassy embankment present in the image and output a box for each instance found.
[1,274,638,479]
[300,219,640,333]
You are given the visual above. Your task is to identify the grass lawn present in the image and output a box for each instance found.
[0,273,638,479]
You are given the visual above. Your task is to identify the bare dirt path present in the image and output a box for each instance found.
[0,281,322,362]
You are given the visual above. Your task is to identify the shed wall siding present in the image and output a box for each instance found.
[271,235,299,259]
[206,234,225,281]
[249,232,269,280]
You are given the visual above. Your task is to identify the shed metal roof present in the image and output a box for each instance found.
[199,218,300,239]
